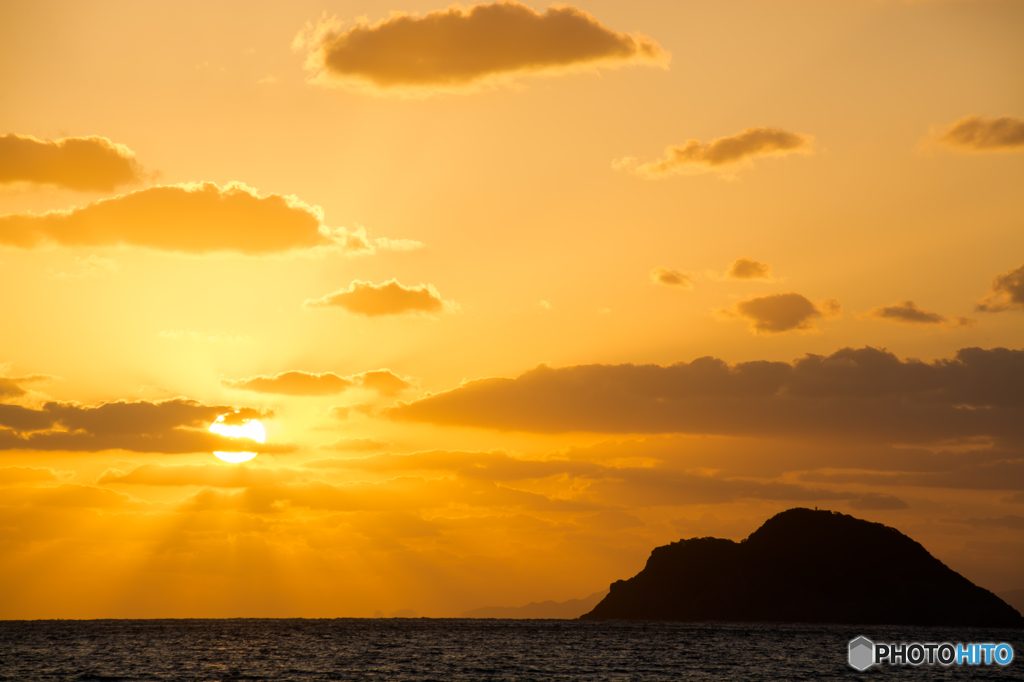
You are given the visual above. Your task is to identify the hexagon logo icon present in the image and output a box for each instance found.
[849,636,874,671]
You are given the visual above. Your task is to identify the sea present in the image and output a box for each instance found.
[1,619,1021,681]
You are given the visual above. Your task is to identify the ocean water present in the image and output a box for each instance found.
[0,619,1020,681]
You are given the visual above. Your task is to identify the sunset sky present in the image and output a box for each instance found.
[1,0,1022,619]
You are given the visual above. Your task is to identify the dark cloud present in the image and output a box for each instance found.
[649,267,693,289]
[624,127,813,178]
[0,182,395,255]
[934,115,1024,152]
[977,264,1024,313]
[0,134,144,191]
[223,369,412,396]
[727,257,772,281]
[0,398,294,454]
[297,1,666,94]
[304,279,450,316]
[0,374,55,399]
[725,292,838,333]
[388,346,1024,444]
[867,300,945,325]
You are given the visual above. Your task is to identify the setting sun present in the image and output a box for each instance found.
[0,0,1021,633]
[209,413,265,463]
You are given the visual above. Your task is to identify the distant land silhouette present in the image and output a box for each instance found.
[581,508,1024,627]
[462,591,608,619]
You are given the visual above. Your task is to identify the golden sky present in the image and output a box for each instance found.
[1,0,1022,619]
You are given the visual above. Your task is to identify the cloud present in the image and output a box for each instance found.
[296,1,667,95]
[99,463,304,488]
[977,263,1024,313]
[727,257,772,281]
[223,371,354,396]
[0,398,295,454]
[0,134,145,191]
[1,483,137,509]
[619,127,814,178]
[848,493,908,511]
[724,292,839,334]
[223,369,412,397]
[304,449,883,508]
[0,466,63,486]
[46,254,119,280]
[649,267,694,289]
[387,346,1024,444]
[0,374,55,399]
[358,370,414,396]
[304,279,453,316]
[867,300,944,325]
[0,182,407,256]
[933,115,1024,152]
[319,437,391,451]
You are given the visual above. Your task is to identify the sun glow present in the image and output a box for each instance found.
[210,413,265,463]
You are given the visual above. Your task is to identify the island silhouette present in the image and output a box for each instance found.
[580,508,1023,626]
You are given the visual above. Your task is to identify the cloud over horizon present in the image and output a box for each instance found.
[223,369,412,396]
[934,115,1024,152]
[620,127,814,178]
[296,1,666,95]
[977,264,1024,313]
[304,279,453,316]
[387,346,1024,444]
[0,134,145,191]
[0,182,409,256]
[724,292,840,334]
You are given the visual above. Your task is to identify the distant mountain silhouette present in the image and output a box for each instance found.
[463,591,608,619]
[580,508,1023,627]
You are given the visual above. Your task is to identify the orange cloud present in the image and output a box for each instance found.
[223,371,354,396]
[319,437,391,451]
[977,263,1024,313]
[0,398,294,454]
[727,257,773,281]
[223,369,412,396]
[725,292,839,334]
[304,279,452,316]
[0,182,407,256]
[297,1,667,95]
[388,346,1024,444]
[0,466,62,486]
[0,134,144,191]
[306,449,903,508]
[933,115,1024,152]
[649,267,693,289]
[621,127,814,178]
[99,463,305,488]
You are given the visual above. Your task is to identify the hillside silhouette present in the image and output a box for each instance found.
[580,508,1023,626]
[462,591,607,619]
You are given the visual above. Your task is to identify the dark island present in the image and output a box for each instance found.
[580,508,1023,626]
